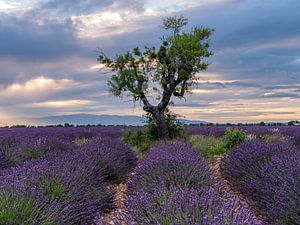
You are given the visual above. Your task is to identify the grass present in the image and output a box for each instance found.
[122,130,154,158]
[0,192,35,225]
[259,133,287,143]
[74,137,89,145]
[40,178,70,200]
[189,135,226,158]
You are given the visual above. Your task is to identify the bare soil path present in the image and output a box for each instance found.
[208,156,267,225]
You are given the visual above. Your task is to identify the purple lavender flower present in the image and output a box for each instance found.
[221,140,300,224]
[127,140,212,192]
[123,140,262,225]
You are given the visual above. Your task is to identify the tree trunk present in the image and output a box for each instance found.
[151,109,170,139]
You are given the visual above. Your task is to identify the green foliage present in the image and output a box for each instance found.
[0,192,35,225]
[98,17,213,101]
[224,128,246,149]
[189,135,226,158]
[190,128,246,158]
[123,110,186,156]
[122,129,154,157]
[98,16,213,139]
[146,109,185,139]
[162,15,188,35]
[20,148,45,160]
[40,179,70,200]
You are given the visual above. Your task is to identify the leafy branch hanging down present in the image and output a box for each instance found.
[98,16,214,138]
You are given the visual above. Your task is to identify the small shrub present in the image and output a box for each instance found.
[146,109,186,139]
[189,135,226,158]
[122,129,154,156]
[123,110,186,156]
[224,128,246,149]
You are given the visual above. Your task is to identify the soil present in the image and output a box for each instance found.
[208,156,267,225]
[102,183,127,224]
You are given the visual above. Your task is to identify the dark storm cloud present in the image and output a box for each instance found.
[181,0,300,86]
[0,14,79,60]
[38,0,144,15]
[204,0,300,50]
[41,0,112,14]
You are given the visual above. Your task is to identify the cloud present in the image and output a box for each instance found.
[0,0,300,122]
[30,99,95,108]
[0,14,79,60]
[0,1,16,10]
[38,0,144,16]
[0,76,84,105]
[40,0,112,15]
[262,92,300,99]
[2,76,77,94]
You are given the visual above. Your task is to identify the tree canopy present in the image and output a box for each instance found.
[98,16,214,138]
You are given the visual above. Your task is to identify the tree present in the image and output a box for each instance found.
[98,16,213,138]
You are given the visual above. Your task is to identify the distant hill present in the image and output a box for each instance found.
[1,114,207,126]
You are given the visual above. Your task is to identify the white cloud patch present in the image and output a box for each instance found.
[31,99,95,108]
[71,10,153,39]
[0,0,16,10]
[1,76,78,97]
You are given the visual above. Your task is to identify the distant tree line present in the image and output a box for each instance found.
[0,123,137,129]
[1,120,299,129]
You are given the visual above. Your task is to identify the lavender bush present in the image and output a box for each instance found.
[79,136,137,183]
[127,140,212,192]
[123,141,262,225]
[0,136,70,170]
[0,126,137,172]
[221,140,300,224]
[0,149,113,224]
[124,186,262,225]
[0,133,137,224]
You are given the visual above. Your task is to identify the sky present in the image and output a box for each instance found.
[0,0,299,124]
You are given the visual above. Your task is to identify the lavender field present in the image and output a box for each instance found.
[0,126,299,225]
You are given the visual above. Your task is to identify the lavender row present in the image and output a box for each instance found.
[0,136,137,224]
[122,141,261,224]
[0,126,137,171]
[221,140,300,224]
